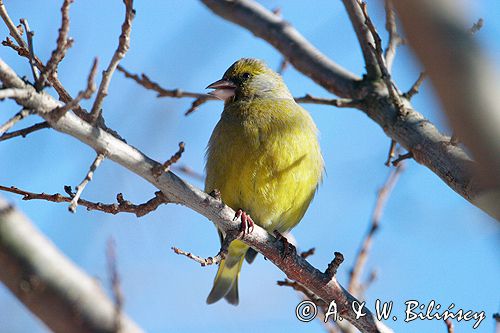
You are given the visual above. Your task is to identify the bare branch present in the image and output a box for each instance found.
[341,0,381,79]
[0,0,26,47]
[69,153,105,213]
[201,0,359,98]
[0,196,144,333]
[0,108,31,135]
[359,2,404,113]
[0,185,168,217]
[90,0,135,123]
[294,94,359,107]
[119,66,358,109]
[349,164,405,295]
[19,18,39,83]
[106,238,123,333]
[153,142,185,176]
[403,72,427,100]
[53,58,98,117]
[0,1,88,119]
[384,140,396,166]
[393,0,500,219]
[172,164,205,182]
[172,231,236,267]
[391,152,412,166]
[325,252,344,281]
[0,121,50,142]
[36,0,73,90]
[383,0,404,73]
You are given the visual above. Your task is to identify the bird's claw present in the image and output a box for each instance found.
[234,208,255,237]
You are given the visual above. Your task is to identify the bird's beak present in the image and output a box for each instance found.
[206,79,236,101]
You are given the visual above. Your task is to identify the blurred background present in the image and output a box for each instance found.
[0,0,498,332]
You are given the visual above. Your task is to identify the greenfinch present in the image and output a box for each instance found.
[205,58,324,305]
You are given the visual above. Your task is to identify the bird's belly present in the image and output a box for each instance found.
[215,140,317,233]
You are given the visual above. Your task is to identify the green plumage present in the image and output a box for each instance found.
[205,59,324,305]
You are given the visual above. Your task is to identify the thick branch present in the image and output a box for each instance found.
[0,196,144,333]
[0,58,389,333]
[392,0,500,219]
[201,0,359,98]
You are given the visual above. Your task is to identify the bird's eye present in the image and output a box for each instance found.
[242,72,251,80]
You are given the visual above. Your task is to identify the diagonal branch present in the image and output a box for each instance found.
[0,196,144,333]
[90,0,135,122]
[341,0,381,80]
[0,58,390,333]
[201,0,359,98]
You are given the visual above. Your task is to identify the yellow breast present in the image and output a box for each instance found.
[205,98,323,233]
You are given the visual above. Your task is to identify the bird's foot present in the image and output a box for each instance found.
[273,230,296,259]
[234,208,255,237]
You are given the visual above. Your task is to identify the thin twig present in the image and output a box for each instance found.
[341,0,381,80]
[117,65,213,99]
[153,142,185,176]
[36,0,73,90]
[106,238,123,333]
[185,96,210,116]
[172,232,236,267]
[444,318,454,333]
[0,108,31,135]
[324,252,344,281]
[0,0,26,47]
[172,164,205,182]
[360,1,404,114]
[392,152,413,166]
[119,66,359,109]
[90,0,135,123]
[294,94,358,107]
[469,18,484,35]
[383,0,404,73]
[384,139,397,166]
[19,18,39,84]
[348,163,405,295]
[0,185,168,217]
[69,153,105,213]
[53,58,98,118]
[403,72,427,100]
[300,247,315,259]
[0,121,50,142]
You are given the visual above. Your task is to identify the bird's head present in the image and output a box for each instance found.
[207,58,292,103]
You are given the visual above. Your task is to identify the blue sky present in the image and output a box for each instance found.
[0,1,499,332]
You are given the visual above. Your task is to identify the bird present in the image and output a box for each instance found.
[204,58,324,305]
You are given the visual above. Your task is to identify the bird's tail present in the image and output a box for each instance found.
[206,240,248,305]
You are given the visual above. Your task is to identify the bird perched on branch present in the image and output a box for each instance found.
[205,58,324,305]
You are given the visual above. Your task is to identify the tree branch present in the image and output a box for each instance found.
[341,0,381,80]
[0,58,390,333]
[0,185,169,217]
[392,0,500,219]
[201,0,359,98]
[0,196,144,333]
[90,0,135,122]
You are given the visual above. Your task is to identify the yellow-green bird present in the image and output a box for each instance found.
[205,58,324,305]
